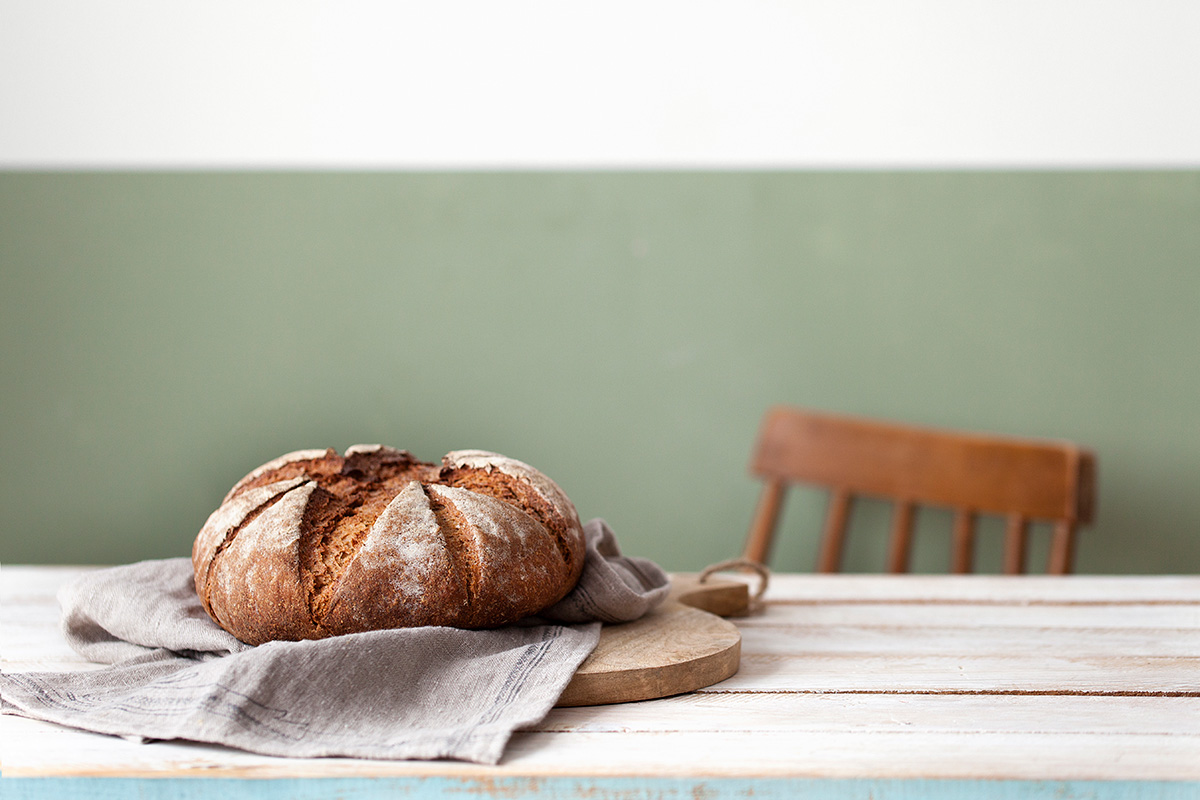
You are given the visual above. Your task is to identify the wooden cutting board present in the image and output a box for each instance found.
[555,573,749,707]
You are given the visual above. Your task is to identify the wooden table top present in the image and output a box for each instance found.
[3,566,1198,799]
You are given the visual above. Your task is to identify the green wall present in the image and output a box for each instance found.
[2,172,1197,573]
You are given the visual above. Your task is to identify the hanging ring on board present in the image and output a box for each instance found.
[698,558,771,611]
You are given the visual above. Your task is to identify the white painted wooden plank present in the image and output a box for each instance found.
[3,713,1197,781]
[2,617,84,665]
[758,574,1200,604]
[503,731,1200,781]
[536,692,1200,736]
[741,602,1200,629]
[739,624,1200,657]
[715,652,1200,695]
[2,626,84,668]
[1,565,96,597]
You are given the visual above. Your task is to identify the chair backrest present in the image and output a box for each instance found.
[742,406,1096,574]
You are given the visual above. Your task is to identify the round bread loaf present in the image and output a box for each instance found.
[192,445,587,644]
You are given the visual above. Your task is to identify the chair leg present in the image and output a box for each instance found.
[743,479,787,565]
[816,490,853,573]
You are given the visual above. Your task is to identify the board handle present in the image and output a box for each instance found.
[668,561,768,617]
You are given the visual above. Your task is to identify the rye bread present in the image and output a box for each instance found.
[192,445,586,645]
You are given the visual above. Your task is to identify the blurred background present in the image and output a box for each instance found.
[2,3,1198,573]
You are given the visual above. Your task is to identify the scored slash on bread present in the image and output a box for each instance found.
[192,446,586,645]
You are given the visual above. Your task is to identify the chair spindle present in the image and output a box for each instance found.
[952,510,976,574]
[742,406,1095,575]
[744,478,787,564]
[886,501,916,574]
[1004,515,1030,575]
[1047,521,1077,575]
[817,489,853,573]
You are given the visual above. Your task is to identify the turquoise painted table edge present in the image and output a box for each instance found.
[2,777,1198,799]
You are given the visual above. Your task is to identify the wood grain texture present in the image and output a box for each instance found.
[665,571,754,617]
[556,574,746,706]
[555,601,741,707]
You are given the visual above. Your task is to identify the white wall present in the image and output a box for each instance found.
[3,1,1199,168]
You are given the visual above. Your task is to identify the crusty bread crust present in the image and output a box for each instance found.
[192,446,586,644]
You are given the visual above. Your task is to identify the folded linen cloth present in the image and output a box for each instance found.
[0,518,669,764]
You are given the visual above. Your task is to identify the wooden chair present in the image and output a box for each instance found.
[742,406,1096,574]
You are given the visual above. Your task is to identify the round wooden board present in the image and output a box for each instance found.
[554,576,746,707]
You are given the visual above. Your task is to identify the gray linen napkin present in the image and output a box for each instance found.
[0,518,668,764]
